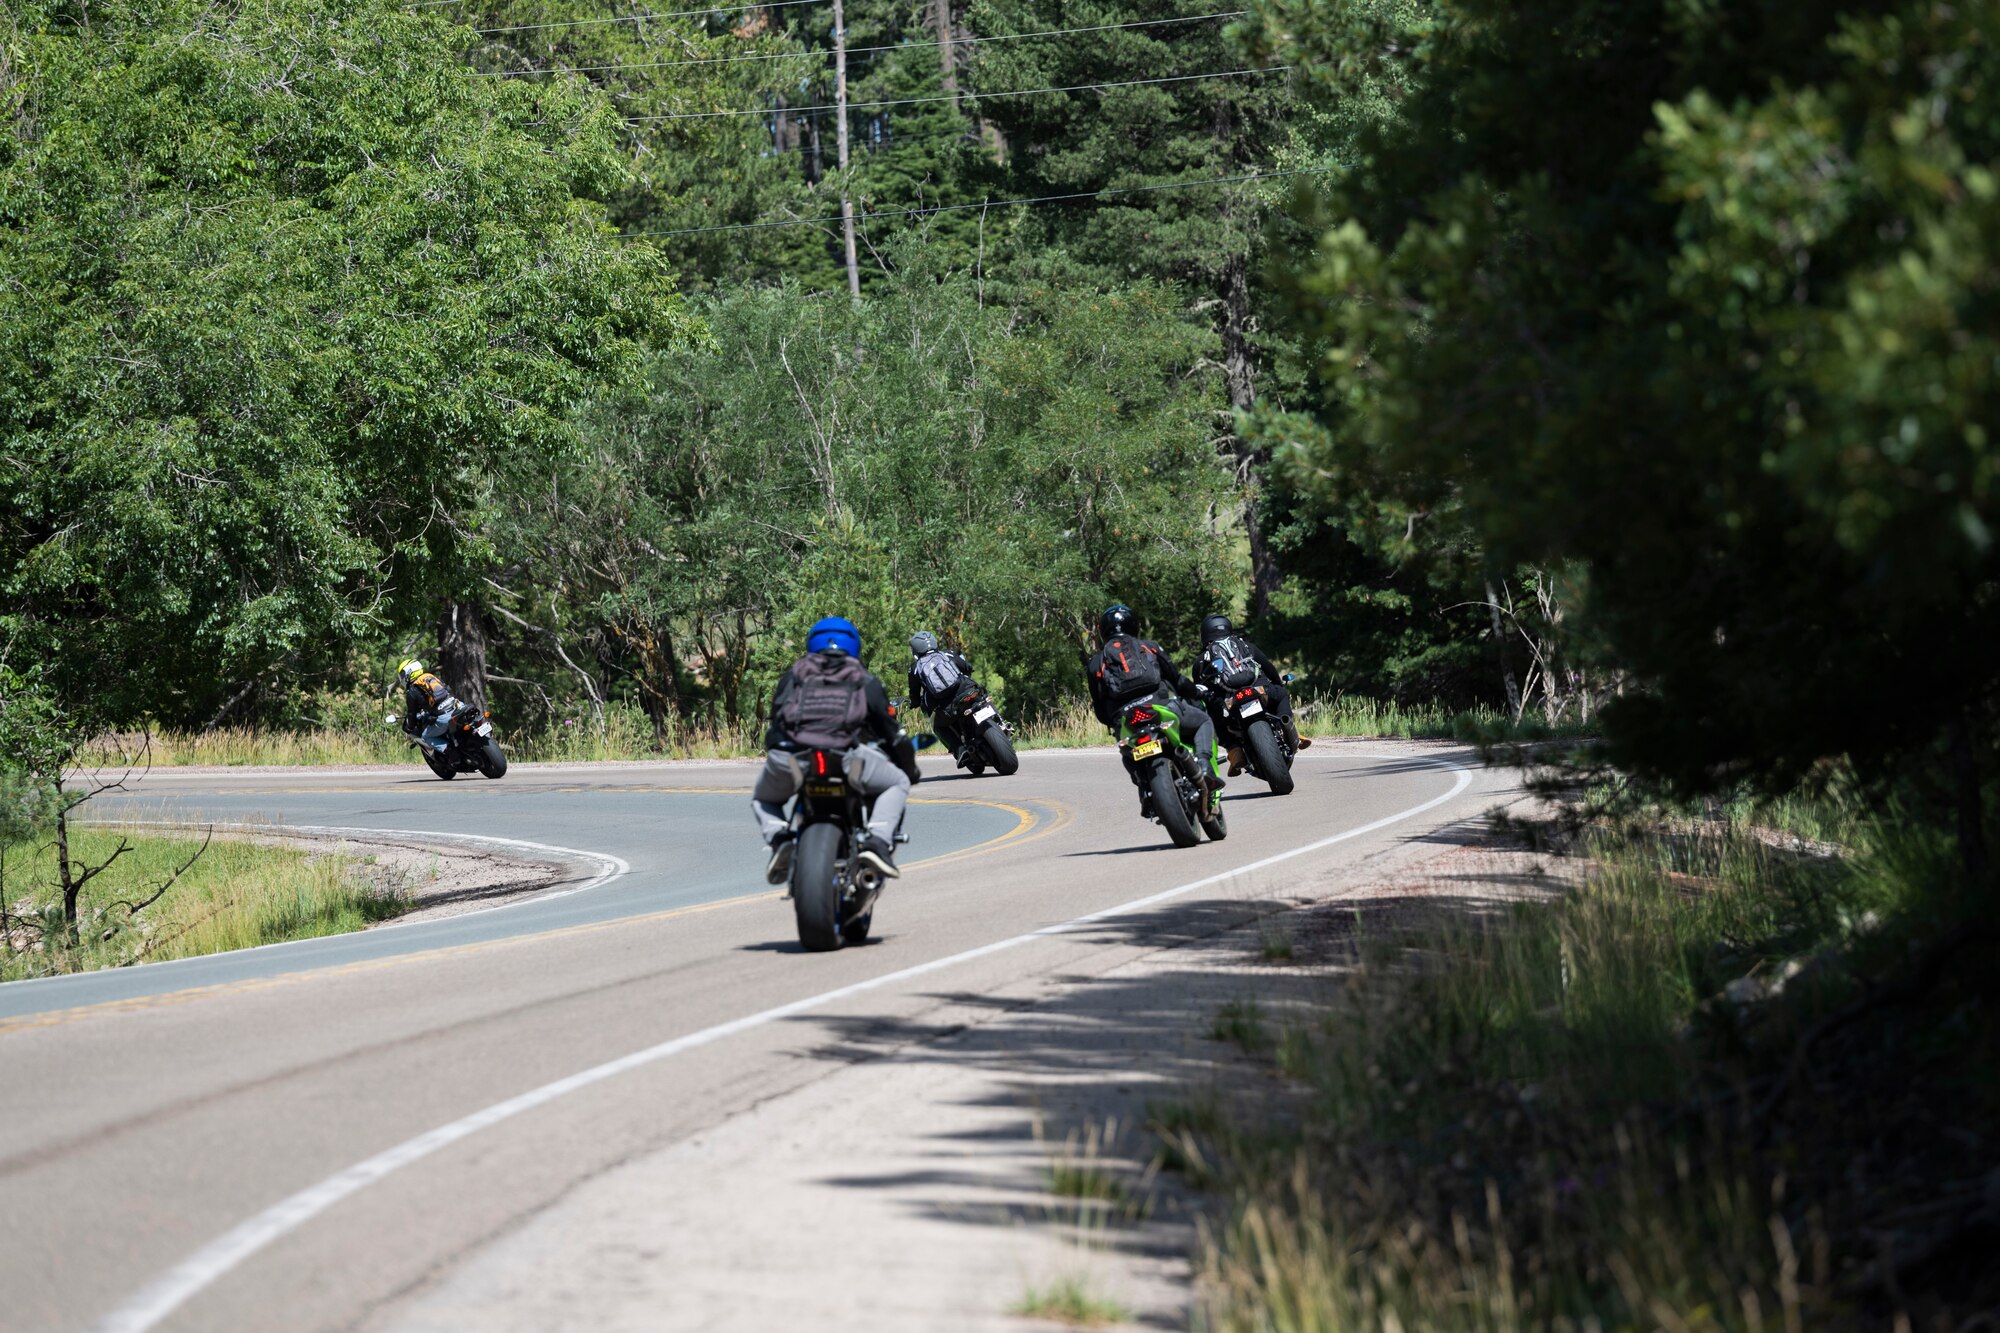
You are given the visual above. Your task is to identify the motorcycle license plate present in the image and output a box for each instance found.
[1131,737,1162,760]
[475,722,493,736]
[1238,700,1264,718]
[806,783,845,799]
[971,706,997,724]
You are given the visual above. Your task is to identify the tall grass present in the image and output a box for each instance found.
[1187,794,1953,1331]
[108,690,1585,768]
[0,827,408,980]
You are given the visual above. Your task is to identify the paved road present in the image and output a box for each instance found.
[0,746,1502,1332]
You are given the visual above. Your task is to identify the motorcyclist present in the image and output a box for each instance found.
[396,658,463,754]
[906,630,984,767]
[1084,604,1223,813]
[753,616,922,885]
[1192,613,1313,773]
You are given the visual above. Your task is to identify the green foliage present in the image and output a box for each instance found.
[487,234,1239,734]
[0,0,694,732]
[1255,0,2000,801]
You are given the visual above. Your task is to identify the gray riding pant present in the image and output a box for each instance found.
[751,744,910,846]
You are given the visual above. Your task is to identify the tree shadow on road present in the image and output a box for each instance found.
[756,840,1554,1323]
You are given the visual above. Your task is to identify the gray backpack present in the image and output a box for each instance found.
[778,652,871,750]
[912,649,963,700]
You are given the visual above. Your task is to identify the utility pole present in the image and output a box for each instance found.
[832,0,861,300]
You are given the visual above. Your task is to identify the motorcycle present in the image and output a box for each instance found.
[1118,699,1227,848]
[932,680,1019,777]
[782,746,907,951]
[387,703,508,780]
[1206,678,1296,796]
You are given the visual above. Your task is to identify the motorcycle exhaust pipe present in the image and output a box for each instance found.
[854,866,884,894]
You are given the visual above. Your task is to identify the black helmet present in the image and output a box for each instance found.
[1200,613,1234,644]
[909,630,939,657]
[1098,604,1138,642]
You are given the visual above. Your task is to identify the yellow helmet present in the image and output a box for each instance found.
[397,658,424,685]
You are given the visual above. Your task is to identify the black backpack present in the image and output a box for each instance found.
[778,652,870,749]
[1205,634,1261,691]
[1095,634,1164,703]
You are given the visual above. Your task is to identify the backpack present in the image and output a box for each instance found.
[777,652,871,750]
[912,649,963,701]
[1094,634,1164,704]
[1206,635,1260,691]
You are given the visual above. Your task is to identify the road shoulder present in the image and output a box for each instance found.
[375,774,1556,1332]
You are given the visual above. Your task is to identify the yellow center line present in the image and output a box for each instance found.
[4,794,1068,1037]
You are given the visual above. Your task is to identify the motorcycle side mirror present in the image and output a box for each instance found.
[913,732,940,751]
[1283,673,1296,683]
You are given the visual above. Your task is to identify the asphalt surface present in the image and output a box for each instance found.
[0,745,1504,1332]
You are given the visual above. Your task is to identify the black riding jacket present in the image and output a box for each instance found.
[1085,637,1197,727]
[1193,635,1282,691]
[402,672,456,731]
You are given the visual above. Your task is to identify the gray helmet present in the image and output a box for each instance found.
[909,630,939,657]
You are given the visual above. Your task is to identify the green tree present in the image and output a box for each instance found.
[1256,0,2000,863]
[0,0,694,732]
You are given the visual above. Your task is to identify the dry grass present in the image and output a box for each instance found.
[1,825,409,980]
[1176,796,1993,1332]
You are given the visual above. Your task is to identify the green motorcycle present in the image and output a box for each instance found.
[1118,700,1227,848]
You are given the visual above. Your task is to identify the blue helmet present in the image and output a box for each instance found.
[806,616,862,658]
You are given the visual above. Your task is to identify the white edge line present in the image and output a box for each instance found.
[3,826,629,990]
[94,757,1474,1333]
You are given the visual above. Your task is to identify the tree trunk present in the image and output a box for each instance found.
[1485,579,1525,723]
[1220,252,1281,618]
[930,0,958,103]
[437,600,490,714]
[55,806,78,937]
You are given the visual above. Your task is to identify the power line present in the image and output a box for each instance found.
[470,0,824,37]
[477,11,1245,77]
[626,66,1287,122]
[621,168,1308,237]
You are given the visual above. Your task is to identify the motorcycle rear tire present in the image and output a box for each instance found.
[791,822,845,952]
[423,749,456,780]
[1149,765,1200,848]
[478,737,508,779]
[1245,719,1293,796]
[983,723,1019,777]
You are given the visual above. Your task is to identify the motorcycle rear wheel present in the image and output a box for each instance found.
[1244,719,1293,796]
[791,822,845,952]
[983,723,1020,777]
[477,737,508,779]
[423,749,456,780]
[1149,765,1200,848]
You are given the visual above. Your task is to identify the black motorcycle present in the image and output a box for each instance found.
[784,747,904,951]
[933,680,1019,776]
[1207,680,1295,796]
[392,703,508,780]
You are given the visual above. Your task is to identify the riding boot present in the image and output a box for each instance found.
[1227,746,1247,776]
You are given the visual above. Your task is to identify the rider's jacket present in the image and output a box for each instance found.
[403,671,456,729]
[1085,637,1196,727]
[1193,634,1282,693]
[908,650,975,714]
[766,653,898,751]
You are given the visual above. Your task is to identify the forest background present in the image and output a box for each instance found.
[6,1,1999,1323]
[2,0,1568,769]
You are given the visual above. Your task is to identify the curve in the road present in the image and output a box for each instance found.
[0,788,1044,1025]
[92,756,1472,1333]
